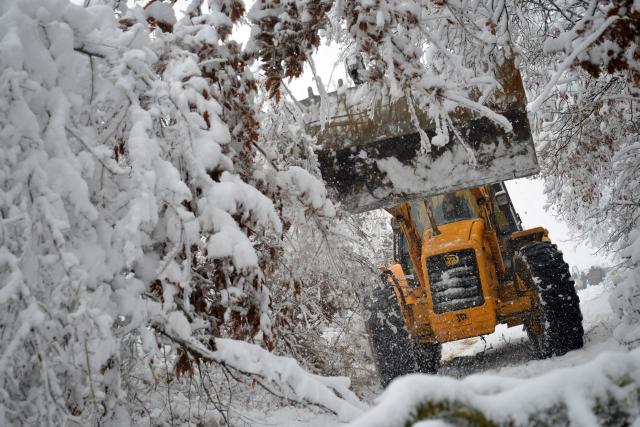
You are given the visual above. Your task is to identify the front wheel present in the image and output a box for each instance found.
[365,285,441,387]
[514,241,584,358]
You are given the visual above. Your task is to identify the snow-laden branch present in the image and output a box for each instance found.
[528,15,619,114]
[157,329,366,421]
[443,92,513,132]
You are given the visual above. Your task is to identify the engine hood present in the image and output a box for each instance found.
[422,219,484,257]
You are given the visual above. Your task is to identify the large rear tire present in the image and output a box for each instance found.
[366,285,441,387]
[514,241,584,358]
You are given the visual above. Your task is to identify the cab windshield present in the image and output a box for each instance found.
[408,190,480,236]
[431,190,480,225]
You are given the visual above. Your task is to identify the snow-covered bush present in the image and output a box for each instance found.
[0,1,154,423]
[0,0,360,424]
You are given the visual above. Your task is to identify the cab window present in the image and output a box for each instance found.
[430,190,480,225]
[408,200,430,237]
[492,199,511,233]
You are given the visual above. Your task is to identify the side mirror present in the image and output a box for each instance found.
[495,190,509,206]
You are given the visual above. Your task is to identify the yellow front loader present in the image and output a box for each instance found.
[302,55,584,387]
[368,185,583,385]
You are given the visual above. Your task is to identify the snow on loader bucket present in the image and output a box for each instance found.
[301,59,539,213]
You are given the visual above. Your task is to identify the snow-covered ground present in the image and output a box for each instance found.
[258,283,623,426]
[440,283,620,379]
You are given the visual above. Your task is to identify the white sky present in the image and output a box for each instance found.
[506,178,611,270]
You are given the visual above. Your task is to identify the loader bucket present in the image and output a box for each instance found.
[301,58,539,213]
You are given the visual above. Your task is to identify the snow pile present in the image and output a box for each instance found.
[350,347,640,426]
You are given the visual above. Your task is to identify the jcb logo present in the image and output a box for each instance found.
[444,254,459,266]
[455,313,468,322]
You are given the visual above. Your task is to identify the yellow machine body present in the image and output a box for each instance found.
[383,185,549,344]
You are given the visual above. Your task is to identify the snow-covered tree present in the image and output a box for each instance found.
[0,0,359,424]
